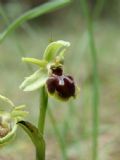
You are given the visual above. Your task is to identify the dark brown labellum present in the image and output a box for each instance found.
[46,77,58,94]
[46,74,75,100]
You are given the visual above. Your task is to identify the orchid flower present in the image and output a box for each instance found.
[0,95,28,145]
[20,40,78,101]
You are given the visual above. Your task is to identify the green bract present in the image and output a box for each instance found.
[0,95,28,145]
[20,40,70,91]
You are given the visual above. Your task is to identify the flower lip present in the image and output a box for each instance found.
[46,77,58,94]
[56,75,75,99]
[46,74,75,100]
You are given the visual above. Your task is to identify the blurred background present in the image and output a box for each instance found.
[0,0,120,160]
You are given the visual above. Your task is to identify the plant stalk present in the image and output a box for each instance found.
[38,86,48,135]
[88,17,99,160]
[36,86,48,160]
[81,1,99,160]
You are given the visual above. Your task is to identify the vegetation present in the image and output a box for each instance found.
[0,0,120,160]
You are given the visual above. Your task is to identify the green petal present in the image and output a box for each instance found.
[20,70,48,91]
[22,57,48,67]
[14,105,26,110]
[10,104,28,121]
[11,109,28,121]
[43,40,70,61]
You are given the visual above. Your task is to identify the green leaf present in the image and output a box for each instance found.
[20,70,48,91]
[0,0,71,42]
[22,57,48,67]
[18,121,45,160]
[43,40,70,61]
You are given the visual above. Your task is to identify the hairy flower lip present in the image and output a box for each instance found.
[46,74,75,100]
[46,77,57,94]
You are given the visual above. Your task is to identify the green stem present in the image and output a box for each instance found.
[81,1,99,160]
[48,108,68,160]
[36,149,45,160]
[87,19,99,160]
[36,87,48,160]
[38,87,48,135]
[38,86,68,160]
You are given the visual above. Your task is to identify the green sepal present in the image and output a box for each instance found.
[22,57,48,68]
[20,69,48,91]
[11,111,28,121]
[10,104,28,121]
[13,105,26,110]
[43,40,70,62]
[18,121,45,160]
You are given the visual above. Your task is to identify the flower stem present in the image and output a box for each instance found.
[36,86,48,160]
[89,23,99,160]
[38,86,48,135]
[81,1,99,160]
